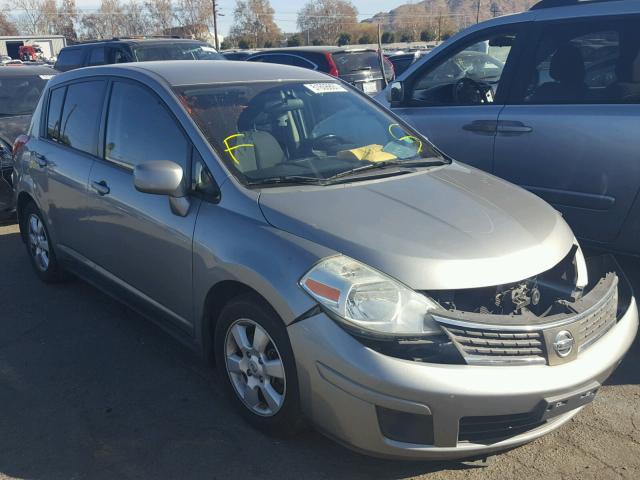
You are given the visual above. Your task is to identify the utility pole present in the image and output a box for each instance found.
[212,0,220,50]
[476,0,481,23]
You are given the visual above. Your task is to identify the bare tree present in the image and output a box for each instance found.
[229,0,281,48]
[174,0,210,36]
[80,0,126,39]
[0,8,19,35]
[297,0,357,45]
[122,1,149,36]
[10,0,48,34]
[145,0,174,33]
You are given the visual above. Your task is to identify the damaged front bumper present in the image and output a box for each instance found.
[288,255,638,460]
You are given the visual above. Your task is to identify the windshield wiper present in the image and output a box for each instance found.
[326,159,444,182]
[245,175,326,187]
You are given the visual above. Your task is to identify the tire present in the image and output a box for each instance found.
[21,201,65,283]
[215,292,305,436]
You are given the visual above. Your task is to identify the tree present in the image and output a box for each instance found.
[229,0,281,49]
[174,0,210,38]
[420,29,435,42]
[337,32,350,46]
[122,1,149,37]
[400,33,414,43]
[381,31,394,44]
[287,33,302,47]
[79,0,126,39]
[10,0,48,34]
[297,0,357,46]
[145,0,174,33]
[220,39,232,50]
[238,38,250,49]
[0,10,18,35]
[358,34,372,45]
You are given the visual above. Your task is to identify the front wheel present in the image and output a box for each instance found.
[215,293,305,436]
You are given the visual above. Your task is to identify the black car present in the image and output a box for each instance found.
[387,51,427,77]
[0,65,57,217]
[222,50,259,61]
[246,47,394,95]
[54,38,225,72]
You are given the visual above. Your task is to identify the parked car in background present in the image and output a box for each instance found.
[0,65,56,218]
[12,60,637,461]
[54,38,225,72]
[0,55,13,64]
[379,0,640,255]
[246,47,394,95]
[222,49,259,61]
[387,50,426,77]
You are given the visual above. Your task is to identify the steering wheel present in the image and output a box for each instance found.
[453,77,495,105]
[310,133,348,151]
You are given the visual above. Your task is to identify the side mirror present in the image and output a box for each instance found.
[134,160,190,216]
[387,81,405,105]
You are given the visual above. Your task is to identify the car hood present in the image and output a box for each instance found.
[0,115,30,146]
[258,163,575,290]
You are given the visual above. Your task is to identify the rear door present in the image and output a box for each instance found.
[494,16,640,245]
[388,24,527,173]
[84,79,199,328]
[28,80,106,255]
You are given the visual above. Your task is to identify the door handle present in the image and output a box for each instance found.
[91,180,110,196]
[31,152,48,167]
[497,121,533,134]
[462,120,498,135]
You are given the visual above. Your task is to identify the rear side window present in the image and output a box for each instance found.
[88,47,106,66]
[46,87,65,140]
[59,81,106,155]
[518,18,639,104]
[55,48,84,71]
[105,81,188,168]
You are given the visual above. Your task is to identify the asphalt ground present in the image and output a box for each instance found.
[1,220,639,480]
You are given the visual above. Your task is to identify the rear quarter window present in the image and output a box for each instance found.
[58,81,106,155]
[55,48,85,71]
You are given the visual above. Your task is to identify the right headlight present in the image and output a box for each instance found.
[299,255,442,337]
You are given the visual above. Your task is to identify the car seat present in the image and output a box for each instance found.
[531,44,588,103]
[230,130,286,173]
[606,49,640,103]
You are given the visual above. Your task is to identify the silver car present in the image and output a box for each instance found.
[13,61,638,461]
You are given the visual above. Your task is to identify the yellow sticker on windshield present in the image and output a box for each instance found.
[223,133,254,165]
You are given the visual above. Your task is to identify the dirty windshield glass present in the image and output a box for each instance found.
[133,43,224,61]
[175,81,443,184]
[0,76,49,116]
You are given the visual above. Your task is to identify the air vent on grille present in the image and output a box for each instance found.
[459,412,546,444]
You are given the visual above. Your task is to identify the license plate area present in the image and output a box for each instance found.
[362,81,378,94]
[540,381,600,421]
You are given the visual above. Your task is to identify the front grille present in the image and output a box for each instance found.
[443,327,545,365]
[458,412,546,444]
[577,287,618,352]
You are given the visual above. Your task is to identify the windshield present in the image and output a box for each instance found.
[133,43,224,62]
[0,75,49,116]
[176,81,444,185]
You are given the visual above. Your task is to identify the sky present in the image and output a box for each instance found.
[70,0,412,36]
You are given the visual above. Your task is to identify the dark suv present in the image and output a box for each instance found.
[246,47,394,95]
[54,38,224,72]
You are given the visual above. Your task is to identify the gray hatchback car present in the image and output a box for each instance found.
[13,61,638,460]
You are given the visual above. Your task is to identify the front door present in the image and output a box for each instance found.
[85,80,199,329]
[389,25,526,172]
[494,17,640,245]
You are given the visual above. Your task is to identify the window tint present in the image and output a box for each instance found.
[110,48,131,64]
[88,47,106,66]
[55,48,84,70]
[59,81,106,155]
[520,19,639,104]
[105,81,188,168]
[410,31,518,106]
[46,87,65,141]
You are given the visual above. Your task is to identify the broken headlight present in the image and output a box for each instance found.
[300,255,442,337]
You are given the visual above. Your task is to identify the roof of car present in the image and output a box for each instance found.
[63,38,209,49]
[50,60,331,87]
[251,46,377,54]
[0,65,57,77]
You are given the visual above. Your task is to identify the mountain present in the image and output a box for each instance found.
[364,0,537,38]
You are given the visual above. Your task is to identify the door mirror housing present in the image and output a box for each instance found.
[387,81,405,105]
[134,160,190,216]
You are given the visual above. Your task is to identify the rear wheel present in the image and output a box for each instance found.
[22,202,65,283]
[215,293,304,436]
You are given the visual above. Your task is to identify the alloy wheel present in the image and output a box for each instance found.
[28,213,49,272]
[224,318,286,416]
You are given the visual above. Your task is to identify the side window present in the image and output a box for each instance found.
[105,81,188,168]
[409,30,519,106]
[88,47,106,66]
[46,87,66,141]
[109,48,131,64]
[518,19,638,105]
[55,48,84,71]
[59,81,106,155]
[288,55,315,69]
